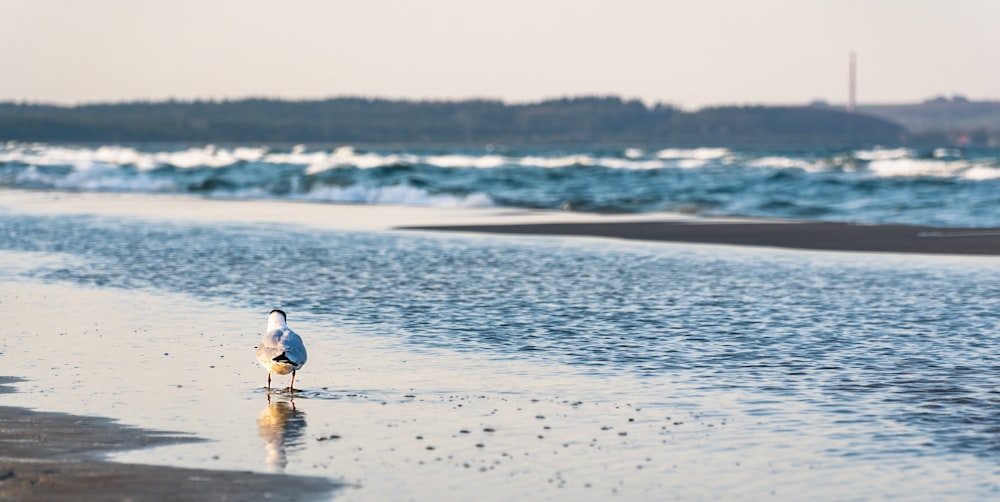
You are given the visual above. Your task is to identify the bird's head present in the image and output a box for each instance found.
[268,309,287,323]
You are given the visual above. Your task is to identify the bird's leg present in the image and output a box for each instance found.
[290,370,296,393]
[267,372,271,391]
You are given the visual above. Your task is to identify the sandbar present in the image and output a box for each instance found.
[400,220,1000,255]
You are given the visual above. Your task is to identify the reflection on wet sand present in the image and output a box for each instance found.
[257,394,308,472]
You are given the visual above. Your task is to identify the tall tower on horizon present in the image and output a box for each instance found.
[848,51,857,113]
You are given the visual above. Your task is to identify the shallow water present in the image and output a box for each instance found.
[1,203,1000,500]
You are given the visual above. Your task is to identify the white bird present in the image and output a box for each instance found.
[256,309,308,392]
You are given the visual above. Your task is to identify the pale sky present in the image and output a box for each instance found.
[2,0,998,109]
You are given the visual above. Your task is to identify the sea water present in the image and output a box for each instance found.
[2,142,1000,499]
[2,142,1000,227]
[1,203,999,499]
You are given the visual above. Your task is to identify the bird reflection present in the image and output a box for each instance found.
[257,394,308,472]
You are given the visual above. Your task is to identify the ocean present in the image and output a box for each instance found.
[1,142,999,500]
[3,142,1000,227]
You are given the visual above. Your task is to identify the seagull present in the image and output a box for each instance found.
[256,309,308,392]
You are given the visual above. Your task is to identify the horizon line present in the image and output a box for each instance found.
[3,93,998,111]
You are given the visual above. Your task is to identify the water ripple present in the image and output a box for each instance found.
[3,213,1000,462]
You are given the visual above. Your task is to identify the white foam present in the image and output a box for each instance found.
[513,155,671,170]
[596,157,669,170]
[312,150,673,171]
[295,184,494,208]
[283,149,508,173]
[276,148,676,172]
[150,146,216,169]
[0,143,731,174]
[269,150,338,173]
[163,145,266,169]
[0,144,106,169]
[746,156,827,172]
[5,143,999,193]
[933,148,961,159]
[422,154,508,169]
[868,159,972,178]
[854,147,913,161]
[0,143,267,171]
[670,159,709,169]
[92,146,157,170]
[284,146,417,175]
[655,147,730,160]
[516,155,595,168]
[961,165,1000,180]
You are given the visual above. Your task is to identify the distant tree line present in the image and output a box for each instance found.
[860,98,1000,147]
[0,96,906,146]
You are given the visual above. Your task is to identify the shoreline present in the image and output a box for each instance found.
[0,377,339,501]
[4,189,998,256]
[399,220,1000,256]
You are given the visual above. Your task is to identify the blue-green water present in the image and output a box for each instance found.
[2,143,1000,227]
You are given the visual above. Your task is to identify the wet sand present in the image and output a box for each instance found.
[0,378,339,501]
[400,220,1000,255]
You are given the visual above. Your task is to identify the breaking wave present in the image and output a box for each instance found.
[3,142,1000,226]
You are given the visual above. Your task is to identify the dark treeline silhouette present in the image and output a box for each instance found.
[860,97,1000,147]
[0,96,906,146]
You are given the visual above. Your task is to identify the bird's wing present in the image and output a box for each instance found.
[256,331,287,364]
[279,329,308,366]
